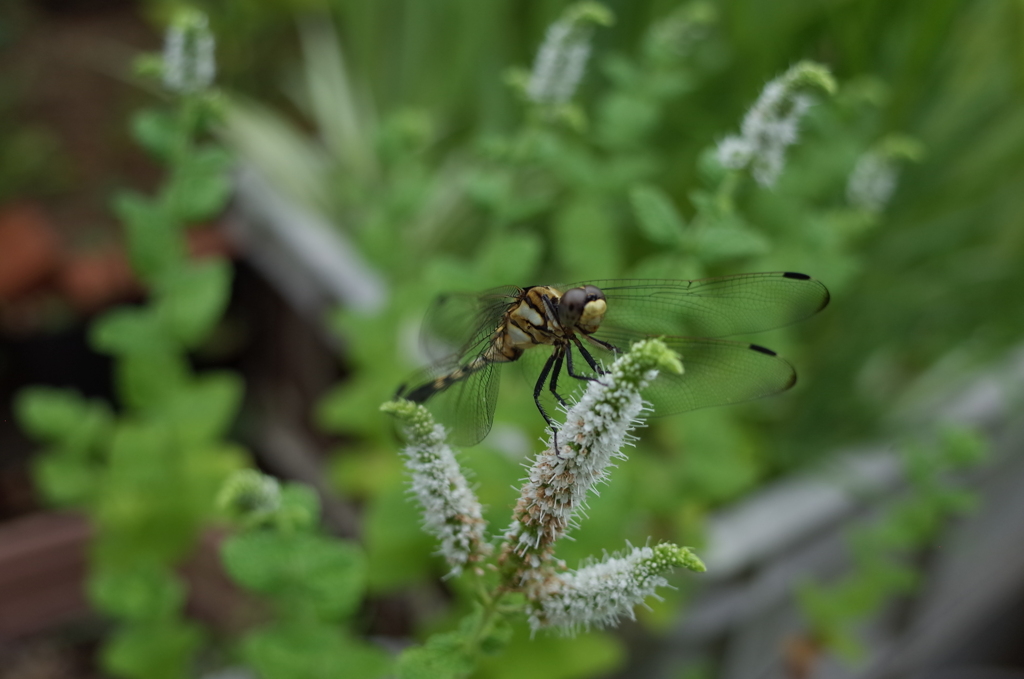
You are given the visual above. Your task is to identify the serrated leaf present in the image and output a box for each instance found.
[153,260,232,347]
[101,619,204,679]
[113,191,186,283]
[242,623,391,679]
[630,183,686,245]
[222,532,366,620]
[15,387,112,453]
[396,632,474,679]
[88,564,186,621]
[163,146,232,222]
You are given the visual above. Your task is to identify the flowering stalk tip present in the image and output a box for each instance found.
[529,542,705,632]
[218,469,282,527]
[846,134,924,213]
[162,8,216,94]
[716,60,835,187]
[526,2,614,105]
[383,400,491,574]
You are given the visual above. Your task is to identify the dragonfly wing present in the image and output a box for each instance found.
[434,359,502,446]
[396,350,502,447]
[585,329,797,416]
[420,286,522,361]
[567,272,829,338]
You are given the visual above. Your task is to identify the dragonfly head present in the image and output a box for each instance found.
[558,285,607,334]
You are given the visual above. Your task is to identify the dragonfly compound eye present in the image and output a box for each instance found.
[557,288,588,327]
[559,286,607,333]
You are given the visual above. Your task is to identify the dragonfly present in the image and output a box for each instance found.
[396,272,830,446]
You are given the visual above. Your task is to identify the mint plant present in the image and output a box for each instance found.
[216,471,391,679]
[15,10,242,679]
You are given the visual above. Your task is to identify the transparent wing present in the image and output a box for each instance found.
[396,344,503,447]
[582,328,798,416]
[564,272,830,339]
[420,286,522,362]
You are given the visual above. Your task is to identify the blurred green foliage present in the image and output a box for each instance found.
[218,471,391,679]
[206,0,1024,676]
[15,12,244,678]
[798,425,989,660]
[5,0,1022,677]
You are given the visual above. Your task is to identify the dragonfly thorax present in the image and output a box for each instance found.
[499,284,608,356]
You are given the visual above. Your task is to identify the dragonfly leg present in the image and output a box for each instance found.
[547,346,570,407]
[533,349,560,429]
[534,348,570,453]
[565,340,601,381]
[573,337,609,376]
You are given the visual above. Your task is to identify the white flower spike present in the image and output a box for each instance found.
[527,3,614,105]
[531,543,705,632]
[163,9,217,94]
[717,61,835,187]
[383,400,491,575]
[387,340,706,634]
[502,339,683,583]
[847,135,924,213]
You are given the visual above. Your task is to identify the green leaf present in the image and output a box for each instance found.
[396,632,474,679]
[629,183,686,245]
[476,628,624,679]
[32,454,101,506]
[94,422,208,563]
[276,482,322,531]
[113,190,186,282]
[163,145,232,222]
[91,307,175,356]
[88,564,186,621]
[597,92,659,149]
[154,260,232,347]
[242,623,391,679]
[156,372,243,443]
[117,349,191,413]
[15,387,112,453]
[939,425,988,468]
[101,619,204,679]
[131,108,178,160]
[222,532,367,620]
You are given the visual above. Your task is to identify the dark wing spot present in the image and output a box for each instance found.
[782,271,811,280]
[749,344,777,356]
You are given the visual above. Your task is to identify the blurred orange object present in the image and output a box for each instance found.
[56,248,139,313]
[0,203,63,301]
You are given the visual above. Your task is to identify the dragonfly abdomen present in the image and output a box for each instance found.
[404,346,518,403]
